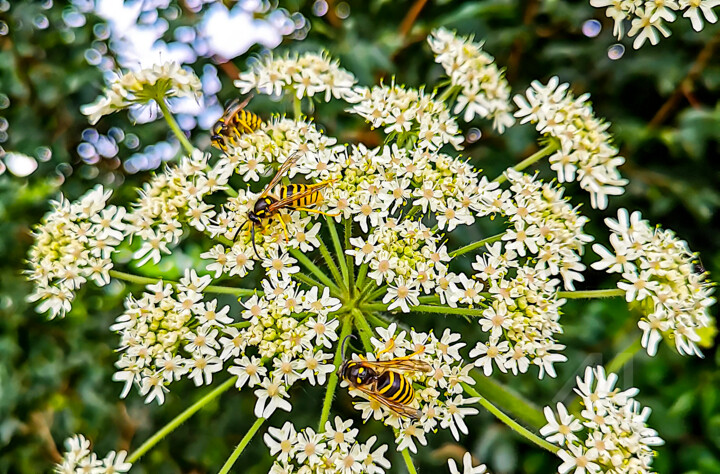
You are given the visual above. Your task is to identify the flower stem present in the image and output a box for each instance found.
[449,232,505,258]
[293,95,302,120]
[217,417,266,474]
[436,84,459,104]
[605,336,643,374]
[292,272,327,291]
[352,310,374,351]
[325,217,349,288]
[344,219,355,297]
[355,263,369,291]
[494,141,559,184]
[365,311,390,329]
[157,98,195,156]
[127,376,237,464]
[318,239,348,294]
[400,447,419,474]
[556,288,625,299]
[461,382,559,453]
[109,270,259,297]
[289,249,340,293]
[318,315,352,431]
[470,371,547,430]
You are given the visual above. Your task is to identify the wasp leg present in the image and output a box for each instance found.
[293,207,341,217]
[274,214,291,243]
[376,338,395,357]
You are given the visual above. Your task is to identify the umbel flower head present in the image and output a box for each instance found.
[82,61,202,124]
[31,26,717,474]
[55,434,131,474]
[514,77,627,210]
[26,185,125,319]
[541,366,663,474]
[235,51,356,102]
[592,208,715,357]
[590,0,720,48]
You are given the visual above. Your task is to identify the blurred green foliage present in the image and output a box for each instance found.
[1,0,718,473]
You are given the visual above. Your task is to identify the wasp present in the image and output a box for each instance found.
[338,335,432,419]
[211,95,264,150]
[235,152,338,257]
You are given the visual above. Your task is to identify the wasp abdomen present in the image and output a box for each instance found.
[279,184,323,208]
[376,371,415,405]
[230,109,263,134]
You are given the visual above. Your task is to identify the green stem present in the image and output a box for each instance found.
[417,295,441,303]
[449,232,505,258]
[318,315,352,431]
[352,310,374,351]
[400,447,418,474]
[344,219,355,298]
[289,249,340,293]
[293,95,302,119]
[109,270,259,297]
[365,312,390,329]
[318,239,348,294]
[127,377,237,463]
[436,84,459,104]
[470,371,547,430]
[404,205,422,221]
[605,336,643,374]
[462,383,559,453]
[556,288,625,299]
[292,272,327,291]
[217,417,266,474]
[494,141,559,184]
[355,263,369,291]
[326,217,349,288]
[157,98,195,156]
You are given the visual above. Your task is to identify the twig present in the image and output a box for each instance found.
[649,31,720,128]
[399,0,428,39]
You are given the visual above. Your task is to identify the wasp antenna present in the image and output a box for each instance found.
[340,334,357,358]
[231,219,249,242]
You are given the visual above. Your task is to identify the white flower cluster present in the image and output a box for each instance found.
[348,219,451,312]
[266,418,390,474]
[326,143,500,234]
[592,209,715,357]
[112,270,233,404]
[427,28,515,132]
[126,151,227,266]
[500,170,593,291]
[541,366,663,474]
[228,278,340,418]
[235,51,356,102]
[590,0,719,48]
[470,243,567,379]
[27,185,125,319]
[465,171,595,378]
[514,76,627,210]
[343,324,479,451]
[55,434,131,474]
[82,61,202,124]
[348,83,464,151]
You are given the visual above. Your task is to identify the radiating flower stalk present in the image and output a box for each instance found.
[31,30,715,474]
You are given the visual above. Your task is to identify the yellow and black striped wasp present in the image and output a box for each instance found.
[235,152,339,257]
[211,95,264,150]
[338,335,432,419]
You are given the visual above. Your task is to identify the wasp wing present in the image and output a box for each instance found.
[259,152,303,199]
[350,384,422,420]
[266,179,334,213]
[359,358,433,375]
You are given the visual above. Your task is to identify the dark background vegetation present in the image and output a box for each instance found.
[1,1,718,473]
